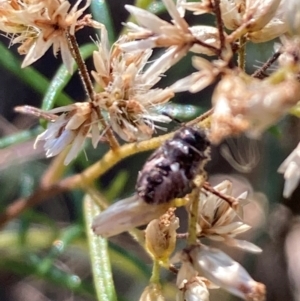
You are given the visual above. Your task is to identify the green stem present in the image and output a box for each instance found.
[150,260,161,284]
[84,194,117,301]
[0,127,42,148]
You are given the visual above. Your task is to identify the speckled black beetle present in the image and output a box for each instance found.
[136,127,210,204]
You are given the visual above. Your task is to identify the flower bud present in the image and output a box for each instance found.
[177,277,210,301]
[145,208,179,263]
[187,245,266,301]
[283,0,300,36]
[140,284,165,301]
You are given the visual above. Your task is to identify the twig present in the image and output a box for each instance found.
[194,39,219,56]
[238,36,247,70]
[186,108,213,127]
[187,187,201,246]
[213,0,226,57]
[168,264,178,275]
[66,32,119,151]
[252,51,281,79]
[0,184,69,228]
[203,182,238,208]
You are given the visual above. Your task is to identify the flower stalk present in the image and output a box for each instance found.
[187,187,201,246]
[238,35,247,70]
[66,32,120,151]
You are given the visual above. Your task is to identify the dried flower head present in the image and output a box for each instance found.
[121,0,193,54]
[177,0,213,16]
[170,57,226,93]
[283,0,300,37]
[223,0,285,43]
[92,28,174,142]
[120,0,231,59]
[0,0,97,73]
[34,102,101,165]
[210,68,300,143]
[278,142,300,198]
[194,180,261,253]
[145,208,179,263]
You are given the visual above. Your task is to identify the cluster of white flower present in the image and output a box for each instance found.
[2,0,300,194]
[1,0,300,300]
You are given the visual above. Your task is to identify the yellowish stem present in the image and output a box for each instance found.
[67,113,213,190]
[41,148,70,186]
[238,36,247,70]
[150,259,161,284]
[187,188,200,246]
[0,112,213,228]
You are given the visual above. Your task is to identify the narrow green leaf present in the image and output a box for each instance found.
[41,43,97,111]
[104,170,128,201]
[38,225,84,274]
[91,0,116,44]
[109,243,151,280]
[268,125,282,138]
[0,256,95,298]
[84,194,117,301]
[0,127,42,149]
[147,1,166,14]
[0,42,71,104]
[157,103,204,121]
[134,0,153,9]
[0,228,86,257]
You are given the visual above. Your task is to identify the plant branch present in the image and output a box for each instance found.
[0,111,212,228]
[252,51,281,79]
[203,182,238,208]
[66,32,119,151]
[213,0,226,57]
[238,35,247,70]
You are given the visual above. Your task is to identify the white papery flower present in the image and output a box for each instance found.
[247,0,287,43]
[278,142,300,198]
[34,103,101,165]
[220,0,286,43]
[196,180,261,253]
[283,0,300,36]
[0,0,96,73]
[210,69,300,143]
[121,1,190,54]
[120,0,231,59]
[170,57,225,93]
[92,28,174,142]
[188,245,266,301]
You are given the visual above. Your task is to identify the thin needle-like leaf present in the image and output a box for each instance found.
[41,43,97,111]
[91,0,116,44]
[84,194,117,301]
[0,42,72,104]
